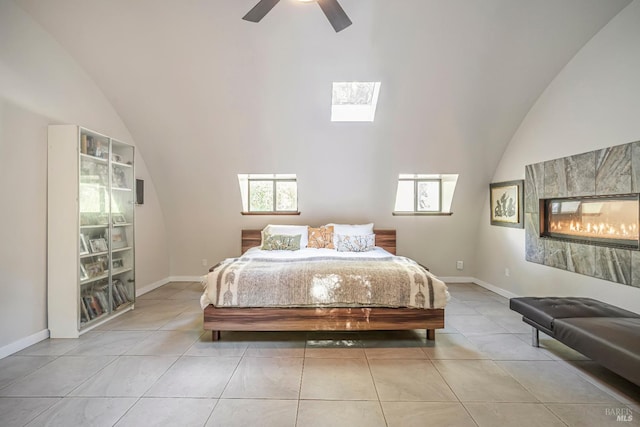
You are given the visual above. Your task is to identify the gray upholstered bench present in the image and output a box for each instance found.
[509,297,639,345]
[510,297,640,386]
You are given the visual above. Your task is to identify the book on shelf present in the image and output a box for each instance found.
[116,280,133,302]
[81,134,109,159]
[83,296,96,320]
[112,283,124,306]
[89,295,103,316]
[82,280,132,321]
[94,291,109,314]
[80,297,90,323]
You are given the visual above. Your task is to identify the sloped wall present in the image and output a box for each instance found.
[476,1,640,312]
[0,1,170,354]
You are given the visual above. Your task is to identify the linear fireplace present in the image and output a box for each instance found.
[541,194,640,250]
[525,141,640,286]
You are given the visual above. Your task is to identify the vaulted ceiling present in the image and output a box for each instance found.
[15,0,632,271]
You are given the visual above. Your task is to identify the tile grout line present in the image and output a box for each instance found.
[362,339,389,427]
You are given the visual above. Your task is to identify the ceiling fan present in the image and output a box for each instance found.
[243,0,352,33]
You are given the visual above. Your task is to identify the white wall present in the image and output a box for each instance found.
[16,0,628,280]
[476,1,640,313]
[0,1,170,353]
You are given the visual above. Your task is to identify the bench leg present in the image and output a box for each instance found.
[531,327,539,347]
[212,330,220,341]
[426,329,436,340]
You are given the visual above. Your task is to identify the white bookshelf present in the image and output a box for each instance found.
[48,125,136,338]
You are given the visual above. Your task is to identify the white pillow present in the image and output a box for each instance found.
[326,223,374,235]
[262,224,309,248]
[326,223,374,245]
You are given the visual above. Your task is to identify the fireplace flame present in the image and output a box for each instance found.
[545,196,639,247]
[549,220,638,240]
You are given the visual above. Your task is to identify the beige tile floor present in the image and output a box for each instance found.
[1,281,639,427]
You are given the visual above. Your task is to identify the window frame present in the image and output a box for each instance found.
[330,81,382,122]
[413,179,442,212]
[240,174,300,215]
[393,175,456,216]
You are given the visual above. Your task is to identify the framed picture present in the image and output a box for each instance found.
[112,213,127,224]
[112,167,128,188]
[112,153,123,163]
[96,255,109,271]
[112,258,124,270]
[111,228,127,249]
[89,237,108,253]
[490,180,524,228]
[80,234,89,255]
[85,261,104,278]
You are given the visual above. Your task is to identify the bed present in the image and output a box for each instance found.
[201,228,448,340]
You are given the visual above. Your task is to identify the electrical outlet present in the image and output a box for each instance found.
[202,259,208,267]
[505,267,510,277]
[456,261,464,270]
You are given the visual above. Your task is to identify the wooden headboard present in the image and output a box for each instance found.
[241,229,396,255]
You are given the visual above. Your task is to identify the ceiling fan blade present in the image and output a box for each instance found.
[242,0,281,23]
[317,0,352,32]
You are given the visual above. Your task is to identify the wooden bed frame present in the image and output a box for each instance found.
[203,229,445,341]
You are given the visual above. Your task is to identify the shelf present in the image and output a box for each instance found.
[80,272,109,285]
[79,182,107,189]
[113,223,133,227]
[80,311,109,327]
[112,187,132,192]
[80,224,109,229]
[80,267,133,285]
[113,161,133,168]
[80,252,96,259]
[112,246,133,254]
[112,267,133,276]
[80,153,108,163]
[80,301,133,326]
[84,250,109,257]
[114,301,133,311]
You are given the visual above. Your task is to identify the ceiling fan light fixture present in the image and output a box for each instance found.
[243,0,351,32]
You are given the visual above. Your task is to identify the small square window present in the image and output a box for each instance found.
[331,82,381,122]
[238,174,299,214]
[393,174,458,215]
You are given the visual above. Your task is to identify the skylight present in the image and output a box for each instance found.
[331,82,381,122]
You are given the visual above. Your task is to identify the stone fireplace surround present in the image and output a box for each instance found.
[525,140,640,287]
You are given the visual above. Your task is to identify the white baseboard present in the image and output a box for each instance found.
[471,278,520,300]
[439,276,476,283]
[168,275,204,282]
[136,276,204,297]
[136,277,171,297]
[0,329,49,360]
[440,276,520,300]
